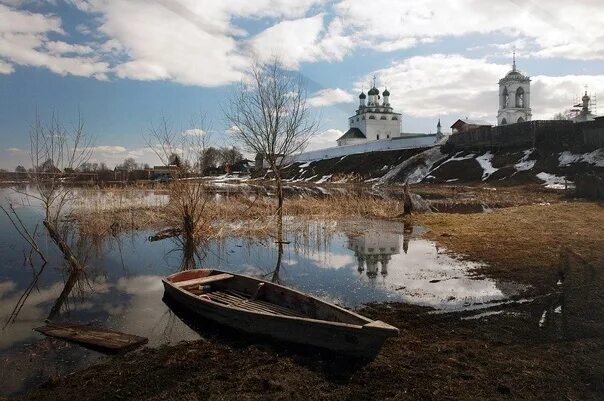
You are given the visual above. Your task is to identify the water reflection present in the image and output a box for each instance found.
[348,230,400,278]
[0,186,524,396]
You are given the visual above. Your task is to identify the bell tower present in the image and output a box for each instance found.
[497,52,532,125]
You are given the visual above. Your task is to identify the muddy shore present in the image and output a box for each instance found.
[12,187,604,401]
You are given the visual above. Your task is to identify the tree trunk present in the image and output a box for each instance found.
[43,220,84,272]
[403,182,413,216]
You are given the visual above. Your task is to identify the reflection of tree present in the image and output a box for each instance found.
[403,221,413,254]
[271,215,285,284]
[3,263,48,328]
[3,229,99,326]
[178,233,207,271]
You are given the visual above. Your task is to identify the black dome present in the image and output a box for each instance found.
[359,92,366,99]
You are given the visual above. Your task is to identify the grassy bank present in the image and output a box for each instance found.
[416,202,604,290]
[19,185,602,401]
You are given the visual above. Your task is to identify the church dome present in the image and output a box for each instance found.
[383,88,390,96]
[359,91,366,99]
[368,87,379,95]
[501,68,529,82]
[582,91,590,102]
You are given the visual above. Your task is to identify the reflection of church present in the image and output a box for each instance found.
[347,230,402,278]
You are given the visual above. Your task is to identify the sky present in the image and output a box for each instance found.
[1,0,604,169]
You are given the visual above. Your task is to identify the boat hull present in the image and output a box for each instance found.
[162,273,395,357]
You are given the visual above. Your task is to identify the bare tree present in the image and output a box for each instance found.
[2,109,94,323]
[219,146,244,167]
[223,59,319,221]
[121,157,138,171]
[26,110,93,273]
[145,113,212,270]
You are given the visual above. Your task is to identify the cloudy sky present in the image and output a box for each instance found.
[1,0,603,168]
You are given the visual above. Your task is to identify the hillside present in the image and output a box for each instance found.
[279,146,604,190]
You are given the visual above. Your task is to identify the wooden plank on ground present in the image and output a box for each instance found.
[175,273,234,289]
[35,323,148,354]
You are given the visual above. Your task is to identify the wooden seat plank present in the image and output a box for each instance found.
[174,273,233,289]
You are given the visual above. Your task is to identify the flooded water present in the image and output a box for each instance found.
[0,186,521,395]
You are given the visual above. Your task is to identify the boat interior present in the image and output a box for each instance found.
[167,269,371,325]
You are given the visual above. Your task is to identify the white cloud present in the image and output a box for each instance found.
[6,147,25,153]
[360,54,507,120]
[0,4,109,78]
[2,0,604,88]
[305,128,344,151]
[0,59,14,74]
[308,87,354,107]
[335,0,604,60]
[249,14,325,69]
[531,75,604,119]
[182,128,206,137]
[91,145,127,154]
[45,40,94,55]
[360,54,604,122]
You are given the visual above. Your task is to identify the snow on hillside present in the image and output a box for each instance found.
[559,149,604,167]
[475,151,498,180]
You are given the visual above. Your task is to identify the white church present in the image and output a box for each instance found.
[337,80,415,146]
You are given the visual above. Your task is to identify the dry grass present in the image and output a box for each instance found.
[72,190,406,239]
[411,183,567,207]
[416,201,604,289]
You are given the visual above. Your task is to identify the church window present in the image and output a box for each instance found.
[391,116,398,120]
[356,117,359,121]
[362,116,365,120]
[386,134,390,138]
[501,118,507,125]
[516,87,525,108]
[502,87,509,108]
[369,115,376,119]
[380,116,387,120]
[517,117,525,123]
[376,134,380,140]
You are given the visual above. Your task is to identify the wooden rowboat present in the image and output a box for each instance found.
[162,269,399,357]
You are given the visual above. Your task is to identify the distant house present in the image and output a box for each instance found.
[230,159,254,174]
[450,119,492,134]
[254,153,287,170]
[152,165,179,180]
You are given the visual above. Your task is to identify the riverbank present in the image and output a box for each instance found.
[12,188,603,401]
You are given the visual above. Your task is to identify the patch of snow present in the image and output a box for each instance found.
[446,178,459,182]
[461,310,504,320]
[554,306,562,314]
[559,149,604,167]
[378,146,446,185]
[297,161,312,168]
[475,151,499,180]
[316,174,332,184]
[536,172,574,189]
[380,165,389,171]
[448,151,476,162]
[515,148,536,171]
[539,310,547,327]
